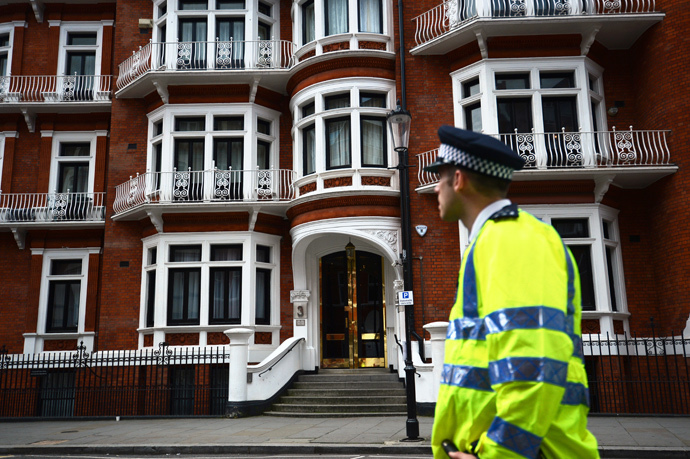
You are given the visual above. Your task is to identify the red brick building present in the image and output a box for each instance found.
[0,0,687,415]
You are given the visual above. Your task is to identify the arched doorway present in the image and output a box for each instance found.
[320,248,386,369]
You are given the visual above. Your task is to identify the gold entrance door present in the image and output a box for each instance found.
[320,249,386,369]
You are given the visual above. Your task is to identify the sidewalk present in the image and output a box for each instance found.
[0,415,689,457]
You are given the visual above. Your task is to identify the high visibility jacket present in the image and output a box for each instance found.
[431,206,599,459]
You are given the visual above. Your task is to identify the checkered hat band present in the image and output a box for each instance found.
[439,143,514,180]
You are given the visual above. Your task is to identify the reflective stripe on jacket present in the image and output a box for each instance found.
[431,209,599,459]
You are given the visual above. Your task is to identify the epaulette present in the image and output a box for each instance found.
[489,203,519,221]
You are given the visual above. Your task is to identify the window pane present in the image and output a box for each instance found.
[257,119,271,135]
[255,268,271,324]
[497,98,533,134]
[0,33,9,47]
[211,244,243,261]
[58,162,89,193]
[47,280,80,332]
[568,245,595,311]
[495,73,530,90]
[217,0,244,8]
[170,245,202,261]
[325,94,350,110]
[51,259,82,276]
[360,92,386,107]
[606,246,618,312]
[326,118,351,169]
[214,116,243,130]
[303,0,315,43]
[154,120,163,136]
[0,54,7,76]
[463,78,480,98]
[325,0,348,35]
[602,221,611,240]
[542,96,578,132]
[187,270,200,320]
[168,268,201,324]
[210,267,242,323]
[60,143,90,156]
[302,101,315,118]
[303,124,316,175]
[540,71,575,89]
[146,271,156,327]
[213,138,243,170]
[258,22,271,40]
[464,103,482,132]
[361,117,386,167]
[179,0,208,10]
[170,270,186,320]
[257,140,270,169]
[158,1,168,16]
[175,117,206,131]
[67,33,97,46]
[359,0,382,33]
[258,1,271,15]
[552,218,589,238]
[256,245,271,263]
[148,247,158,265]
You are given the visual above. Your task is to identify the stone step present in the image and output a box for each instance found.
[286,388,406,397]
[263,410,406,418]
[269,403,407,414]
[278,395,407,405]
[291,381,402,390]
[297,373,400,383]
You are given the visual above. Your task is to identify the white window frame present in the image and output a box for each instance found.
[153,0,280,45]
[139,232,281,348]
[0,23,15,77]
[47,132,97,194]
[294,0,391,46]
[291,77,396,187]
[451,57,606,166]
[520,203,629,336]
[56,22,104,77]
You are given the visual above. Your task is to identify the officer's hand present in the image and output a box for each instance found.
[448,452,477,459]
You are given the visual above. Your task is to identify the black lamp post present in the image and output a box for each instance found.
[387,103,419,440]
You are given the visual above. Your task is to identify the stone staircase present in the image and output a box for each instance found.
[264,368,408,417]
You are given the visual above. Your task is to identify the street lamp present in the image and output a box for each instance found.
[387,102,419,441]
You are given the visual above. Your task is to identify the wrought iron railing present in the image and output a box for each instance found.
[413,0,658,47]
[416,128,672,187]
[113,168,297,215]
[0,191,106,223]
[0,75,113,103]
[117,39,296,90]
[583,332,690,415]
[0,342,230,418]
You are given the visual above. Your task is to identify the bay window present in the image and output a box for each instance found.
[326,117,351,169]
[141,233,280,338]
[297,0,387,46]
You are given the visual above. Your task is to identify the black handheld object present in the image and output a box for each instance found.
[442,439,459,456]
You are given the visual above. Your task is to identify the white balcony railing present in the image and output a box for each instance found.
[117,39,297,90]
[0,75,113,103]
[113,168,297,215]
[416,128,672,187]
[414,0,658,47]
[0,192,106,223]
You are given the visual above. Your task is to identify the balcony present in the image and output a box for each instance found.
[113,168,297,226]
[416,128,677,193]
[412,0,664,55]
[116,40,297,99]
[0,191,106,248]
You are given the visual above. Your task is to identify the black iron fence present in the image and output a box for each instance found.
[1,334,689,418]
[0,342,229,418]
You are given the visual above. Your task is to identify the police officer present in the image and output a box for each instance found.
[427,126,600,459]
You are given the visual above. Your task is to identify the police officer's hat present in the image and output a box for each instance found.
[423,125,525,181]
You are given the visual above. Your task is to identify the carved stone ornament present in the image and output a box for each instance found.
[290,290,310,303]
[393,279,405,292]
[363,230,398,253]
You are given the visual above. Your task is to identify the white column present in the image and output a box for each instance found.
[423,321,449,400]
[225,328,254,402]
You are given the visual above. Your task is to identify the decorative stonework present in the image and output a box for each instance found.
[362,176,391,187]
[290,290,311,303]
[364,229,398,254]
[324,176,353,188]
[359,41,387,51]
[43,340,77,351]
[299,182,317,195]
[323,42,350,53]
[207,332,230,345]
[165,333,199,346]
[393,279,405,292]
[255,332,272,345]
[582,319,600,334]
